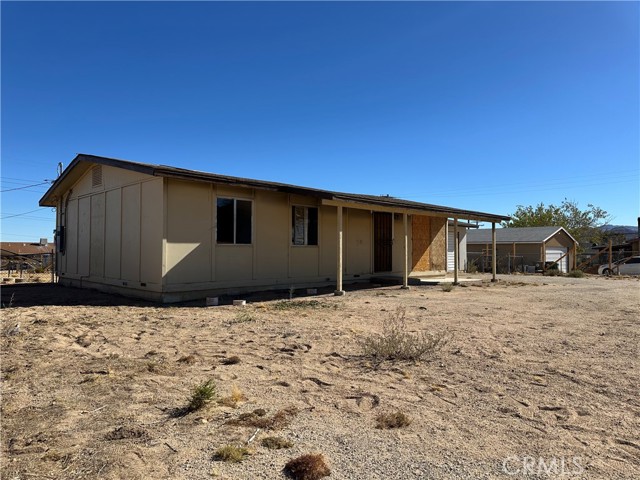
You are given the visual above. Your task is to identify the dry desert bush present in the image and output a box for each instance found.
[375,411,412,429]
[213,445,250,463]
[284,453,331,480]
[359,307,448,362]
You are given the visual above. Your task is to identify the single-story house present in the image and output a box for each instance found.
[39,154,509,302]
[467,226,578,273]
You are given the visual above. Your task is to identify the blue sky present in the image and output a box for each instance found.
[2,1,638,242]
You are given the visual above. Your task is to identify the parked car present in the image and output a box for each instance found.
[598,256,640,276]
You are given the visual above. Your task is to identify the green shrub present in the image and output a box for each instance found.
[187,380,217,412]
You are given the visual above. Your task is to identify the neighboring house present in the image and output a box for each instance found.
[467,226,578,273]
[1,240,54,270]
[446,220,478,272]
[39,154,509,302]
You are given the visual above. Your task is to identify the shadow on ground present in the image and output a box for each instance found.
[0,281,394,308]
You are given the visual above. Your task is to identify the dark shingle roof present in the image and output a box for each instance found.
[467,226,575,244]
[40,154,510,222]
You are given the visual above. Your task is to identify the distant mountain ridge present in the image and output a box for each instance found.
[600,225,638,241]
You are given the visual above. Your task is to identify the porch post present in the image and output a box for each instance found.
[453,218,459,285]
[491,222,497,282]
[334,206,345,296]
[401,212,409,289]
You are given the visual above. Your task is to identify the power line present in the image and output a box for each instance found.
[0,208,46,220]
[0,181,51,193]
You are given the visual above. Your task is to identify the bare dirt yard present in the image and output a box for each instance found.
[1,274,639,480]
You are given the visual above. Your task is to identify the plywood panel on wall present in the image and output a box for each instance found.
[104,189,122,279]
[412,215,430,271]
[121,184,141,282]
[429,217,447,270]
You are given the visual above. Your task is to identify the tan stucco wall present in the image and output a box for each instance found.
[59,165,163,293]
[163,181,376,292]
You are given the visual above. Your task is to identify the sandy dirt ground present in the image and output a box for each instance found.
[1,274,639,480]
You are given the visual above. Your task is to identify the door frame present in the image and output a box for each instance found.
[373,212,393,272]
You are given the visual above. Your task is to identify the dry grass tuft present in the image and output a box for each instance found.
[566,269,585,278]
[441,283,454,292]
[375,411,412,429]
[221,355,241,365]
[227,406,298,430]
[273,300,325,311]
[284,453,331,480]
[261,436,294,449]
[213,445,250,463]
[177,355,197,364]
[219,384,247,407]
[359,307,448,363]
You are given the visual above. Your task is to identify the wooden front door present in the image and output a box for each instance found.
[374,212,393,272]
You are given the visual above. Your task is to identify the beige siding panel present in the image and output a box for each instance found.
[65,199,78,274]
[121,184,141,282]
[90,193,105,277]
[216,185,253,199]
[319,206,337,277]
[141,179,164,284]
[102,165,154,190]
[290,247,319,278]
[346,209,371,275]
[104,189,122,279]
[166,180,212,284]
[78,196,91,276]
[216,246,253,281]
[546,231,573,248]
[254,191,288,280]
[71,170,94,198]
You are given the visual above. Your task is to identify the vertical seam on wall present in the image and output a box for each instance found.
[139,183,142,283]
[119,188,124,281]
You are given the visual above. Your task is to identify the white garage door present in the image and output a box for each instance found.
[546,247,568,273]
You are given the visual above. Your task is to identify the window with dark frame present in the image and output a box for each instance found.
[217,198,252,244]
[292,206,318,246]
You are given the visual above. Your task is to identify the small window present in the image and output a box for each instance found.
[217,198,252,244]
[625,257,640,264]
[292,206,318,246]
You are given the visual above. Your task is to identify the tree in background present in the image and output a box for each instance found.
[501,199,611,248]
